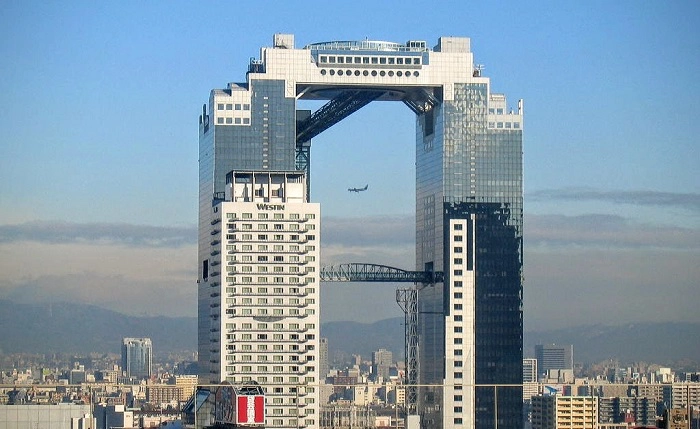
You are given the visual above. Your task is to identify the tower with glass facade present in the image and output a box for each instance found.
[121,337,152,379]
[199,34,522,429]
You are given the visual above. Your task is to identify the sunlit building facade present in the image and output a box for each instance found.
[198,33,522,429]
[121,337,152,379]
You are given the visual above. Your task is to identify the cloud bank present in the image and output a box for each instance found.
[0,221,196,247]
[0,204,697,329]
[528,188,700,213]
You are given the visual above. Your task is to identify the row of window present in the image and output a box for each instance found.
[318,55,421,66]
[228,308,316,316]
[231,262,314,271]
[233,298,316,306]
[229,223,316,231]
[228,343,315,352]
[227,212,314,220]
[320,69,420,78]
[217,103,251,111]
[225,353,315,362]
[231,276,316,284]
[489,121,521,129]
[228,245,316,253]
[227,322,315,330]
[228,233,315,241]
[233,333,315,341]
[227,286,313,296]
[217,116,250,125]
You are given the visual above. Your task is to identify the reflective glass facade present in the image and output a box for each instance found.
[199,34,523,429]
[417,83,523,429]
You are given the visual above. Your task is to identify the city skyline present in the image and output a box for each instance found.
[0,1,699,332]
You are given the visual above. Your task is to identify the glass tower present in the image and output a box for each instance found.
[199,34,523,429]
[121,337,152,379]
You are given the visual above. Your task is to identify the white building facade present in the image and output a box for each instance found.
[201,170,320,428]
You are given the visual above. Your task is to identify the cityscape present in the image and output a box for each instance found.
[1,2,699,429]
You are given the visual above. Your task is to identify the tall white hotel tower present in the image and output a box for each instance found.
[199,170,320,428]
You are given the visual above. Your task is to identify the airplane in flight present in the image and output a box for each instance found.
[348,184,368,193]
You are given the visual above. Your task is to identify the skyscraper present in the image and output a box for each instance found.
[535,344,574,376]
[319,338,329,381]
[199,34,522,429]
[121,337,152,379]
[371,348,393,381]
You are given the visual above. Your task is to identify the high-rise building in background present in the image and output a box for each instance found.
[198,33,522,429]
[523,358,538,383]
[371,348,393,381]
[319,338,329,381]
[535,344,574,376]
[121,337,152,379]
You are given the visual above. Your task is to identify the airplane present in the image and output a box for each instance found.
[348,184,368,193]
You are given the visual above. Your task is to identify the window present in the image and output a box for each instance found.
[454,235,463,242]
[226,104,233,110]
[454,247,463,253]
[235,103,242,110]
[217,103,224,110]
[454,258,463,265]
[217,117,224,124]
[454,224,463,230]
[454,269,463,276]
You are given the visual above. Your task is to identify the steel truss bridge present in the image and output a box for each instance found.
[294,87,441,192]
[320,263,444,412]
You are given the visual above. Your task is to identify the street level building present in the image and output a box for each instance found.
[531,395,598,429]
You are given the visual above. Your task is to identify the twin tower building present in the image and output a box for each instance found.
[198,34,523,429]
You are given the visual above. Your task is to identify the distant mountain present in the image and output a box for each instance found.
[322,318,405,359]
[1,300,698,366]
[0,299,196,355]
[524,323,700,365]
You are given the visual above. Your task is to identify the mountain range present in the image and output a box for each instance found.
[0,300,698,366]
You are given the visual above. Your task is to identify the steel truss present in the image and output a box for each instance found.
[320,263,443,412]
[296,90,386,144]
[320,263,442,284]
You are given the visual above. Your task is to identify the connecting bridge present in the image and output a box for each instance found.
[320,263,443,284]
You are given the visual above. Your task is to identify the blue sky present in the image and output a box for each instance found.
[1,1,698,331]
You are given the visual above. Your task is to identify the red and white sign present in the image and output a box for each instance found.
[236,394,264,424]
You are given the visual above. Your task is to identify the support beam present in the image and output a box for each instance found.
[296,90,385,144]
